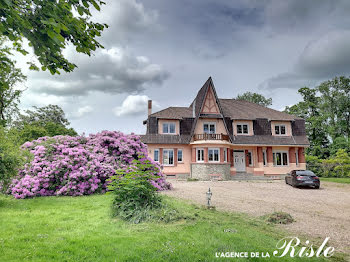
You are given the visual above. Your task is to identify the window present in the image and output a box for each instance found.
[208,148,220,162]
[263,150,267,166]
[203,123,216,134]
[163,123,176,134]
[177,149,183,162]
[295,149,299,166]
[163,149,174,165]
[154,149,159,162]
[275,125,286,135]
[196,148,204,162]
[224,148,227,162]
[247,151,253,166]
[273,151,289,166]
[236,124,249,134]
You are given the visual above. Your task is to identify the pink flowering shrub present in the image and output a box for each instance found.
[8,131,171,199]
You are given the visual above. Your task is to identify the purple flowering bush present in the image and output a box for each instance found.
[8,131,171,199]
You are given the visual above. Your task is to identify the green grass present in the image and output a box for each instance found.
[320,177,350,184]
[0,194,346,262]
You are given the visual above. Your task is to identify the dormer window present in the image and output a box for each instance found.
[275,125,286,135]
[163,123,176,134]
[203,123,216,134]
[237,124,249,135]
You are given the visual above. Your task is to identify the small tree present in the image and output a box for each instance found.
[235,92,272,107]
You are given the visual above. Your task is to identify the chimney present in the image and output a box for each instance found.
[148,100,152,116]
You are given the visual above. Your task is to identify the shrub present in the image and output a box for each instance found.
[266,212,294,225]
[322,149,350,178]
[8,131,171,198]
[0,128,27,193]
[108,159,163,223]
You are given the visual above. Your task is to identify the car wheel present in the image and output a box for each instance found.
[285,177,288,184]
[315,185,320,189]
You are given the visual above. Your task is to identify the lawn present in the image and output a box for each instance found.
[320,177,350,184]
[0,194,346,262]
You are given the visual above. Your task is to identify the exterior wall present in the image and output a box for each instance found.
[194,118,227,135]
[201,86,219,114]
[191,163,231,180]
[232,120,254,135]
[271,121,292,136]
[146,143,307,179]
[146,144,191,175]
[158,119,180,135]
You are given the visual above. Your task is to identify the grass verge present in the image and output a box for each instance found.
[320,177,350,184]
[0,194,347,261]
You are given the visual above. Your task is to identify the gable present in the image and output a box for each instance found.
[201,86,220,114]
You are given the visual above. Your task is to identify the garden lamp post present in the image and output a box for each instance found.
[206,188,212,207]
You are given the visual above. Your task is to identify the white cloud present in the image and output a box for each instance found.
[113,95,149,117]
[72,106,94,119]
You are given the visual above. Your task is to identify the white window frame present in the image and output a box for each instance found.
[295,148,299,166]
[177,149,183,163]
[162,122,176,134]
[263,149,267,166]
[224,148,227,162]
[274,125,287,136]
[273,150,289,167]
[154,149,159,162]
[208,148,220,162]
[236,123,249,135]
[196,148,204,162]
[247,150,253,166]
[163,149,174,166]
[203,122,216,134]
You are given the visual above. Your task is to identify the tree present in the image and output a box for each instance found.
[318,77,350,141]
[0,38,26,126]
[284,76,350,159]
[0,0,108,74]
[12,105,77,144]
[284,87,330,158]
[235,92,272,107]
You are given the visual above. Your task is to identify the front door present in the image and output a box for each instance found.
[234,151,246,172]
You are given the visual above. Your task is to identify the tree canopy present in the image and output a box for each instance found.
[0,38,26,126]
[285,76,350,158]
[235,92,272,107]
[0,0,108,74]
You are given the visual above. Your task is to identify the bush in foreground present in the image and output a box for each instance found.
[8,131,171,199]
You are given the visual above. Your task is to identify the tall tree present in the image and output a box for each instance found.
[284,87,329,158]
[318,77,350,141]
[235,92,272,107]
[0,0,108,74]
[0,39,26,126]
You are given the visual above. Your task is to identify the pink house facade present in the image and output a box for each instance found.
[141,77,309,180]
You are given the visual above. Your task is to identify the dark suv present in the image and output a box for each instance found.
[285,170,320,189]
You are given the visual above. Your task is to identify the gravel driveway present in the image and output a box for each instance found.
[163,180,350,254]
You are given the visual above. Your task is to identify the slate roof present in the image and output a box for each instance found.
[140,134,192,144]
[231,135,309,146]
[149,107,193,119]
[219,99,300,121]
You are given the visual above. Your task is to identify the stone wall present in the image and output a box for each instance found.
[191,163,231,180]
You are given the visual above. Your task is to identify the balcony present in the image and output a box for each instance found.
[193,133,230,141]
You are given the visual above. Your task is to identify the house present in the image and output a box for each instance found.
[141,77,309,180]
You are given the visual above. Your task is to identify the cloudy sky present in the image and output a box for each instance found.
[17,0,350,135]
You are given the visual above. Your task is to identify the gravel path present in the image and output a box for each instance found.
[162,180,350,254]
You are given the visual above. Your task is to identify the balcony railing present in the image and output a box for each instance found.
[193,133,230,141]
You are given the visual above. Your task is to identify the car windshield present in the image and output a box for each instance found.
[296,170,315,176]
